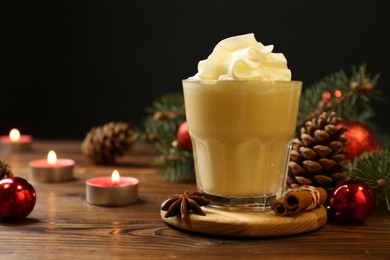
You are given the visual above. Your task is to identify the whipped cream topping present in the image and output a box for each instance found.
[191,33,291,81]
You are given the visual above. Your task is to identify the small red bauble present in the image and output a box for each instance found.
[327,179,376,223]
[177,121,192,150]
[0,177,36,220]
[340,122,380,160]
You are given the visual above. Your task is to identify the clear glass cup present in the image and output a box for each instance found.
[182,79,302,211]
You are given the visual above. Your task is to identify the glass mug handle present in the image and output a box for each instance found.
[281,142,294,196]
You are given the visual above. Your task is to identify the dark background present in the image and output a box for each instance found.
[1,0,389,140]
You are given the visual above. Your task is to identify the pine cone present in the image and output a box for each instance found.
[0,160,13,180]
[81,122,135,164]
[287,112,348,195]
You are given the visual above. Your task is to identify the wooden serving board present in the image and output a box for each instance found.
[160,204,327,237]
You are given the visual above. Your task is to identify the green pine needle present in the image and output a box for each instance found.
[146,92,186,115]
[298,64,382,129]
[138,92,195,182]
[157,149,196,183]
[347,149,390,210]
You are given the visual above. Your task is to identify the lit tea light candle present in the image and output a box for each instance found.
[86,170,139,207]
[0,128,33,152]
[28,150,75,182]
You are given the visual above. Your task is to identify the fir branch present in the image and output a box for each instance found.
[297,89,355,128]
[297,64,382,129]
[139,92,195,182]
[347,149,390,210]
[157,149,195,183]
[146,92,186,115]
[140,92,186,144]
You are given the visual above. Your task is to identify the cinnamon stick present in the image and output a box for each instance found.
[271,185,327,216]
[271,197,289,216]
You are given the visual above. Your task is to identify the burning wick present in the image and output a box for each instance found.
[9,129,21,142]
[111,170,120,186]
[47,150,58,165]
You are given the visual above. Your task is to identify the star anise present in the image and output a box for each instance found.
[161,191,211,219]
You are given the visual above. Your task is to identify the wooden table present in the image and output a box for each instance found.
[1,140,389,259]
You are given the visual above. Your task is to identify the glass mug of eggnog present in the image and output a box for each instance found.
[183,34,302,211]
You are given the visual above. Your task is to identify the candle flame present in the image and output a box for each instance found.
[47,150,57,164]
[111,170,120,185]
[9,128,21,142]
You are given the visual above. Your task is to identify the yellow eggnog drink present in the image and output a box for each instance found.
[183,33,302,210]
[183,80,301,209]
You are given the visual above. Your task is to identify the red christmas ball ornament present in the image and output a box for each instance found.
[0,177,36,220]
[339,122,380,160]
[327,179,376,223]
[177,121,192,150]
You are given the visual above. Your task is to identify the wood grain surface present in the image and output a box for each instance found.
[1,140,390,259]
[161,205,327,237]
